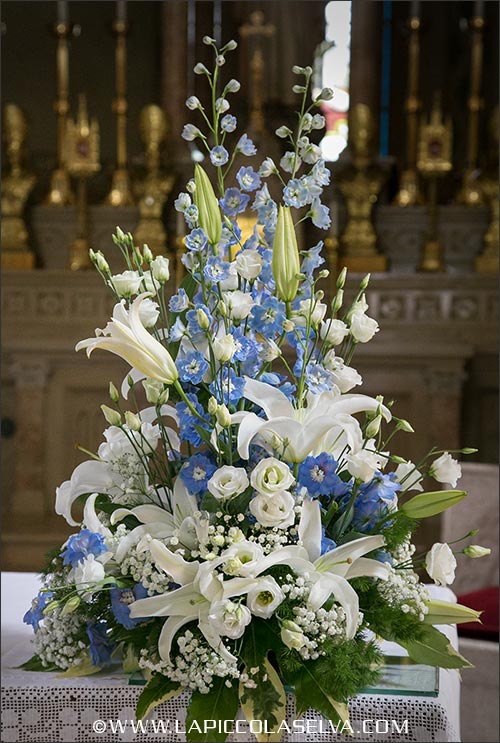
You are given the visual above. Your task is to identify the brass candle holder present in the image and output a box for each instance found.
[394,10,423,206]
[456,9,485,206]
[105,6,134,206]
[46,3,74,206]
[239,11,275,141]
[338,103,387,272]
[134,105,173,256]
[1,104,36,269]
[66,95,100,270]
[417,95,452,272]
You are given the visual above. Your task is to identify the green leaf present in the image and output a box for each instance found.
[239,658,286,743]
[136,673,182,720]
[290,657,350,729]
[200,492,221,513]
[122,643,141,673]
[179,272,198,301]
[398,625,473,669]
[227,489,252,516]
[56,653,103,677]
[17,655,59,672]
[186,676,239,743]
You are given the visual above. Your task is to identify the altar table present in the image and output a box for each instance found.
[1,573,461,742]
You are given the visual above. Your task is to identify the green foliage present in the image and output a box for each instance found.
[40,545,64,575]
[379,511,419,552]
[227,489,252,516]
[136,673,181,720]
[17,655,59,672]
[200,492,221,513]
[355,582,425,644]
[399,625,473,669]
[186,676,239,743]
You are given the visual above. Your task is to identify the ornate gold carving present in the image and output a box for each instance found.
[134,105,173,256]
[338,103,387,272]
[417,96,452,271]
[476,106,499,273]
[1,104,36,269]
[66,95,100,270]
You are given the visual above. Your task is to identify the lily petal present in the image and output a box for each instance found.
[298,498,322,563]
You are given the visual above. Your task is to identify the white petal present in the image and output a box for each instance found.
[298,498,322,563]
[83,494,112,537]
[345,557,389,581]
[243,377,295,419]
[150,539,199,585]
[315,535,385,575]
[308,573,359,639]
[158,615,197,662]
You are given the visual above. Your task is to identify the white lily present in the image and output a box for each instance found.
[76,293,178,385]
[55,460,122,527]
[236,378,391,462]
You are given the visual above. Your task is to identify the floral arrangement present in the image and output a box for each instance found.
[23,38,490,742]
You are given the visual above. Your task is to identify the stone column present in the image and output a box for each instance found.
[8,356,50,519]
[348,0,383,148]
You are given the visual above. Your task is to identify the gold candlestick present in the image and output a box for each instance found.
[239,11,275,140]
[105,4,134,206]
[1,104,36,269]
[66,95,100,270]
[476,106,498,273]
[134,105,173,256]
[394,10,423,206]
[46,3,73,206]
[338,103,387,272]
[417,95,452,271]
[456,8,485,206]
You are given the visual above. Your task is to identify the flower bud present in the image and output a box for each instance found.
[401,490,467,519]
[142,244,154,263]
[60,594,81,616]
[423,599,482,625]
[281,620,306,650]
[218,299,227,317]
[124,411,142,431]
[151,255,170,283]
[336,267,347,289]
[196,308,210,330]
[208,397,218,415]
[365,415,382,439]
[395,418,415,433]
[318,269,330,279]
[463,545,491,558]
[194,164,222,246]
[109,382,120,402]
[283,319,295,332]
[213,334,236,362]
[142,378,164,404]
[332,289,344,314]
[216,404,232,428]
[222,39,237,52]
[272,206,300,303]
[194,62,209,75]
[93,250,110,273]
[101,404,122,426]
[360,273,371,290]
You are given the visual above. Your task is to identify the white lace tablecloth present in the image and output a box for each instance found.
[1,573,461,743]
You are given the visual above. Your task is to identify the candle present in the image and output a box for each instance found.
[410,1,420,18]
[473,1,484,18]
[116,0,126,23]
[58,1,69,25]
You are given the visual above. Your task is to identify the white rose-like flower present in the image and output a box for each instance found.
[319,318,349,346]
[429,452,462,488]
[213,334,237,362]
[350,313,379,343]
[222,540,264,577]
[208,465,249,500]
[394,461,424,492]
[323,352,362,392]
[281,620,306,650]
[110,270,142,297]
[249,490,295,529]
[246,576,285,618]
[208,599,251,639]
[250,457,295,496]
[219,263,238,291]
[425,543,457,586]
[137,297,160,328]
[223,290,254,320]
[261,339,281,362]
[296,299,327,328]
[235,249,263,281]
[347,449,384,482]
[150,255,170,283]
[73,555,106,600]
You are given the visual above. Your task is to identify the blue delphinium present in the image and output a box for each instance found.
[301,242,325,277]
[210,145,229,167]
[86,621,115,666]
[232,327,260,362]
[180,453,217,495]
[309,197,331,230]
[351,472,401,531]
[305,362,336,394]
[176,350,208,385]
[283,178,310,208]
[185,228,208,252]
[221,114,237,132]
[186,305,212,339]
[249,296,286,337]
[110,584,148,630]
[176,394,210,446]
[219,188,250,217]
[170,316,187,342]
[60,529,107,568]
[169,288,189,313]
[236,133,257,156]
[23,590,54,632]
[236,166,261,192]
[298,453,349,499]
[210,368,245,406]
[204,256,231,283]
[321,529,337,555]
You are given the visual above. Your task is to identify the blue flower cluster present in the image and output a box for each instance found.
[60,529,107,568]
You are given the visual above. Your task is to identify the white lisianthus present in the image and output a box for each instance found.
[249,491,295,529]
[261,339,281,362]
[213,334,237,362]
[394,461,424,492]
[281,620,306,650]
[463,545,491,558]
[208,466,249,500]
[208,599,251,639]
[323,352,362,392]
[223,290,254,320]
[319,318,349,346]
[429,453,462,488]
[150,255,170,283]
[73,555,106,600]
[246,576,285,618]
[350,313,379,343]
[425,543,457,586]
[347,449,384,482]
[137,297,160,328]
[250,457,295,496]
[219,263,238,291]
[222,540,264,577]
[235,249,262,281]
[110,270,142,297]
[142,378,168,405]
[296,299,327,328]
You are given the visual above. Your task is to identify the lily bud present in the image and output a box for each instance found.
[423,599,482,625]
[332,289,344,314]
[365,415,382,438]
[194,164,222,246]
[401,490,466,519]
[360,273,371,290]
[336,267,347,289]
[216,404,232,428]
[208,397,218,415]
[109,381,119,403]
[142,378,164,404]
[396,418,415,433]
[196,308,210,330]
[463,545,491,558]
[101,404,122,426]
[124,411,142,431]
[272,205,300,303]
